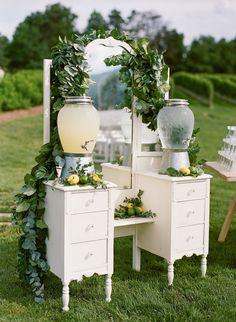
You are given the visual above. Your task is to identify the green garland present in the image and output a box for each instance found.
[12,30,168,303]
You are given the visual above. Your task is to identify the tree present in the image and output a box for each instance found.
[185,36,217,73]
[213,38,236,73]
[108,9,125,31]
[125,10,162,39]
[0,33,9,69]
[100,73,125,110]
[154,27,185,72]
[85,11,108,33]
[7,3,78,69]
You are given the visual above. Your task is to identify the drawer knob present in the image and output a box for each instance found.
[85,224,94,232]
[85,252,94,260]
[186,235,194,242]
[186,210,195,218]
[187,189,196,196]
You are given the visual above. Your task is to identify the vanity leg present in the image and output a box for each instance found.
[201,255,207,277]
[132,227,141,271]
[105,274,112,302]
[62,282,70,312]
[168,261,174,286]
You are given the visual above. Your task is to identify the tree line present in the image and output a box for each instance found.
[0,3,235,74]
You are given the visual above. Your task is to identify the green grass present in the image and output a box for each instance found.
[1,100,236,321]
[0,115,43,212]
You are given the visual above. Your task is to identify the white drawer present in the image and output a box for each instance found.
[173,199,205,227]
[173,181,206,201]
[70,239,107,272]
[70,191,108,214]
[175,224,204,252]
[70,211,108,243]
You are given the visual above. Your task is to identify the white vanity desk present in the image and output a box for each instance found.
[44,181,117,311]
[102,165,212,285]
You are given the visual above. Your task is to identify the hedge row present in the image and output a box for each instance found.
[0,70,43,111]
[205,75,236,103]
[173,72,214,107]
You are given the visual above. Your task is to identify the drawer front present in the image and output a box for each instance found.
[70,191,108,213]
[175,225,204,252]
[173,181,206,201]
[70,239,107,272]
[71,211,108,243]
[173,199,205,227]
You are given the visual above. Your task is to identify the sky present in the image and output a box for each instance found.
[0,0,236,45]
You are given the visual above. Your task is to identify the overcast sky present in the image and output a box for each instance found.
[0,0,236,44]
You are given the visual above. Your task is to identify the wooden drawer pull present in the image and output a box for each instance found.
[186,235,194,242]
[85,252,94,260]
[187,189,196,196]
[186,210,195,218]
[85,224,94,232]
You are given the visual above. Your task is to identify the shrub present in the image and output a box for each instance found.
[205,75,236,103]
[0,70,42,111]
[173,72,213,107]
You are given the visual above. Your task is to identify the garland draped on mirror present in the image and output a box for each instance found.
[13,29,169,303]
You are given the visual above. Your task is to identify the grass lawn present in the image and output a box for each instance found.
[0,115,43,213]
[0,99,236,321]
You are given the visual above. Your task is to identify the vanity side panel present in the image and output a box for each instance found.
[135,173,172,259]
[44,186,65,280]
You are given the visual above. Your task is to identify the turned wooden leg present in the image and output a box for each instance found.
[62,282,70,312]
[132,228,141,271]
[168,261,174,286]
[105,274,112,302]
[218,194,236,242]
[201,255,207,277]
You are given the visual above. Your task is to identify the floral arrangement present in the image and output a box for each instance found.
[57,161,107,189]
[115,190,156,219]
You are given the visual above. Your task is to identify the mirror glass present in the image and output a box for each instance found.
[85,38,132,189]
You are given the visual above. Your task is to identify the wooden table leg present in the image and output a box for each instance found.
[218,194,236,242]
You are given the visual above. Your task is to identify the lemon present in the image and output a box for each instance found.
[135,206,143,215]
[92,174,101,182]
[67,174,80,185]
[127,203,134,209]
[179,167,190,176]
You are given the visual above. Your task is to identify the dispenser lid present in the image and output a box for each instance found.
[165,99,189,106]
[65,96,93,104]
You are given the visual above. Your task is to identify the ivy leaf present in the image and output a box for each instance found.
[35,167,48,179]
[166,167,183,177]
[16,200,31,212]
[36,219,48,230]
[21,186,36,196]
[35,296,44,304]
[22,238,36,250]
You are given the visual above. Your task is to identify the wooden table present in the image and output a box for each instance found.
[205,161,236,242]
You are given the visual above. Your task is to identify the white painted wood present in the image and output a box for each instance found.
[174,225,204,252]
[133,172,212,284]
[114,217,155,227]
[43,59,52,144]
[62,282,70,312]
[173,181,207,201]
[70,239,107,271]
[105,274,112,302]
[168,261,174,286]
[201,255,207,277]
[44,181,116,311]
[70,211,108,243]
[173,199,205,227]
[70,190,108,213]
[132,227,141,271]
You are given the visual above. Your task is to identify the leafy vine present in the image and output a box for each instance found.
[13,29,168,303]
